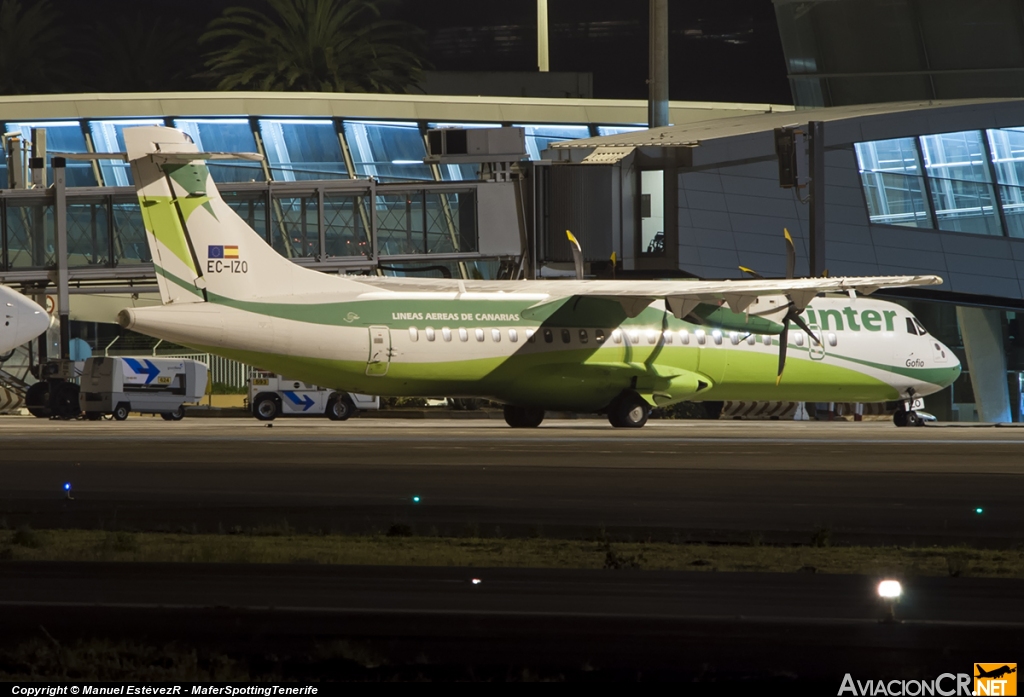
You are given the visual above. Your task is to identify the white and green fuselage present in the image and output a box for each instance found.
[116,126,960,416]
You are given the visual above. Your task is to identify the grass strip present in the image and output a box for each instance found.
[2,528,1023,577]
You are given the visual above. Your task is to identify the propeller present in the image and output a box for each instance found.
[566,230,584,280]
[735,228,823,384]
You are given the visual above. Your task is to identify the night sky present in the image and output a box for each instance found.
[43,0,791,104]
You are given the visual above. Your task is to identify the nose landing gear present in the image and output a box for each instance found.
[893,389,928,427]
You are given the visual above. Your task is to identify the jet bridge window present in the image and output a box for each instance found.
[425,327,435,342]
[543,328,553,343]
[409,327,419,342]
[579,329,589,343]
[561,329,571,344]
[595,329,606,343]
[475,328,485,342]
[459,328,469,342]
[441,328,452,342]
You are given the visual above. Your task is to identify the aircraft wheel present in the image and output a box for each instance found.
[609,394,649,428]
[905,411,922,427]
[327,394,355,421]
[253,393,279,421]
[24,382,51,418]
[893,410,908,427]
[503,405,544,428]
[112,402,130,421]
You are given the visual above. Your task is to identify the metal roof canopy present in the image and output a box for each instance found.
[547,98,1024,170]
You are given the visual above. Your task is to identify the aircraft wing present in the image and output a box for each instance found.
[355,274,942,317]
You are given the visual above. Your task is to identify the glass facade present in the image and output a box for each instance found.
[3,121,97,187]
[344,120,432,182]
[174,119,265,183]
[89,118,164,186]
[855,127,1024,238]
[515,124,591,160]
[259,119,346,181]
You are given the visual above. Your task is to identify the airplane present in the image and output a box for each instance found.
[115,126,961,428]
[976,665,1016,679]
[0,284,49,359]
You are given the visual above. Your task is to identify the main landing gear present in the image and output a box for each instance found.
[607,392,650,428]
[504,405,545,428]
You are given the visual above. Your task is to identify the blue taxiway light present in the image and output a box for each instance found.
[64,483,71,491]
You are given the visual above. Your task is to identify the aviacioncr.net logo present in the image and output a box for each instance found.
[975,664,1017,696]
[838,673,973,696]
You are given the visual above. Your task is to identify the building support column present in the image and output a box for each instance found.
[956,306,1011,423]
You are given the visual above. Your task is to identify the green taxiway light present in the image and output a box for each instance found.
[413,496,421,503]
[975,507,984,514]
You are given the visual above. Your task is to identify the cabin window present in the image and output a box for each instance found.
[561,328,571,344]
[827,332,837,347]
[425,327,435,342]
[475,328,485,342]
[579,329,589,344]
[526,329,536,343]
[696,330,706,345]
[763,335,772,346]
[662,330,673,344]
[628,330,640,344]
[612,329,623,344]
[409,327,419,342]
[459,328,469,342]
[794,332,804,347]
[730,332,741,345]
[746,334,756,346]
[712,330,722,345]
[441,327,452,342]
[680,330,689,345]
[491,329,501,342]
[905,317,918,335]
[595,329,606,343]
[646,329,657,344]
[509,329,518,342]
[543,328,554,343]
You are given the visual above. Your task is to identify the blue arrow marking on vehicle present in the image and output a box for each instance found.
[123,357,161,384]
[282,391,315,411]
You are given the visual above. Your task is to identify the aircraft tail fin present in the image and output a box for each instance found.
[125,126,363,305]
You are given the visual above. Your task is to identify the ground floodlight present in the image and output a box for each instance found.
[878,580,902,598]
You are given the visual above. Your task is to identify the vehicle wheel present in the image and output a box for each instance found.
[327,394,355,421]
[893,410,908,427]
[609,393,649,428]
[905,411,921,427]
[253,393,279,421]
[112,402,130,421]
[503,405,544,428]
[53,382,81,420]
[24,382,50,418]
[84,411,103,421]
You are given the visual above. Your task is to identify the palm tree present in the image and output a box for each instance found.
[0,0,70,95]
[201,0,428,93]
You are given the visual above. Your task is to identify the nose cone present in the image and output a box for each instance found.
[939,344,962,388]
[0,286,50,351]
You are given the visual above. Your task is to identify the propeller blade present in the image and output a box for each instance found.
[791,313,821,346]
[776,312,791,386]
[738,266,763,279]
[566,230,584,280]
[784,228,795,279]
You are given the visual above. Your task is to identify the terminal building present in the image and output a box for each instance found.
[3,90,1024,422]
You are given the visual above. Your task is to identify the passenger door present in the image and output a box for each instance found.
[366,326,392,377]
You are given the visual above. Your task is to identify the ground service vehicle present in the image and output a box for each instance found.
[79,356,208,421]
[248,371,379,421]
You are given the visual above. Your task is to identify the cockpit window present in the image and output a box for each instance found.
[914,318,928,335]
[905,317,918,335]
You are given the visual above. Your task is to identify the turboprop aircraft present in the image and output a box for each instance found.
[115,126,961,428]
[0,285,49,357]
